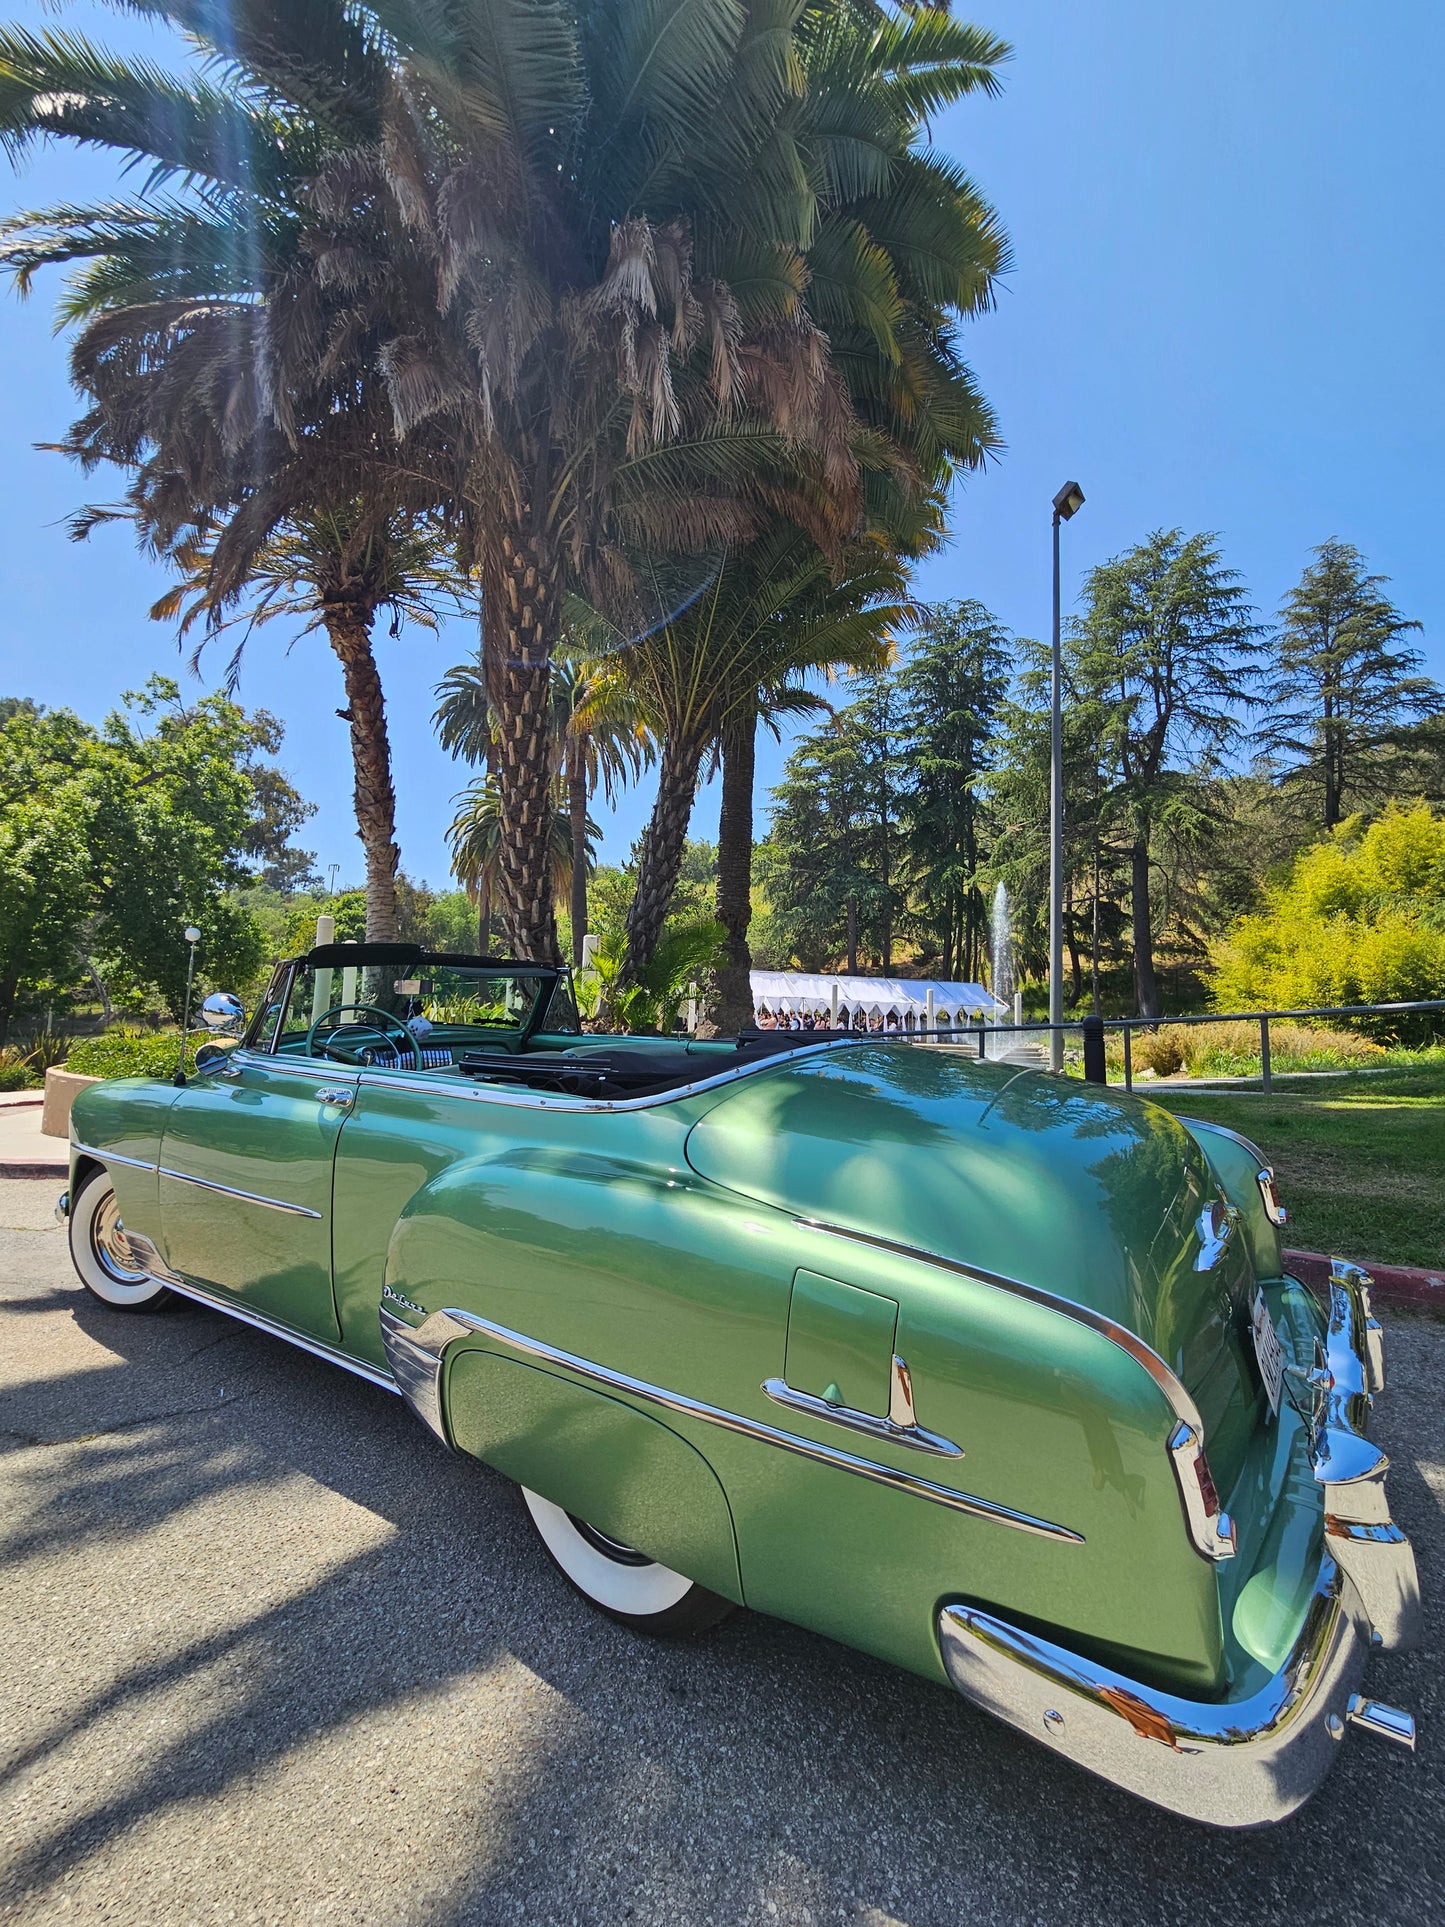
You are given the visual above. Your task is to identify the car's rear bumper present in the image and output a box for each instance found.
[938,1259,1420,1827]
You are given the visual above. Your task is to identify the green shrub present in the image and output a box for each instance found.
[0,1043,44,1089]
[1209,804,1445,1042]
[65,1032,198,1080]
[1133,1030,1186,1077]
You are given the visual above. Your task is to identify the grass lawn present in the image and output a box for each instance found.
[1147,1065,1445,1272]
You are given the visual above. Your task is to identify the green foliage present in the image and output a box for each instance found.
[1208,804,1445,1039]
[580,917,726,1035]
[65,1031,199,1080]
[0,679,313,1036]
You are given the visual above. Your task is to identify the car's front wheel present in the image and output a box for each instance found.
[68,1167,173,1312]
[519,1487,734,1634]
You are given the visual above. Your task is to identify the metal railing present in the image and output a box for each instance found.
[892,998,1445,1094]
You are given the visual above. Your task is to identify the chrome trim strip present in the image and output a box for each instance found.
[156,1165,324,1219]
[163,1276,398,1393]
[790,1216,1204,1435]
[213,1053,359,1088]
[250,1035,858,1114]
[761,1357,963,1460]
[71,1142,158,1175]
[380,1303,467,1445]
[938,1560,1395,1827]
[383,1305,1081,1543]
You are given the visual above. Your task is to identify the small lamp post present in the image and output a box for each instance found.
[1049,480,1085,1072]
[174,925,203,1085]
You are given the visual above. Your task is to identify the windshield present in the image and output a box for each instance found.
[271,959,579,1058]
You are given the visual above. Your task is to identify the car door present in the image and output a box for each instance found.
[157,1046,354,1345]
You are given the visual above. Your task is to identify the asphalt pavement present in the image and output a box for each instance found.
[2,1173,1442,1927]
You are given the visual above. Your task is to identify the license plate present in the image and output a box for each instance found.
[1251,1288,1285,1418]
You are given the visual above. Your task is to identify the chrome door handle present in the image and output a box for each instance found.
[315,1088,354,1107]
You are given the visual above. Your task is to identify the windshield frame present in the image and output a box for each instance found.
[242,948,576,1058]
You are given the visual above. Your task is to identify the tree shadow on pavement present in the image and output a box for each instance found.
[1,1289,1440,1927]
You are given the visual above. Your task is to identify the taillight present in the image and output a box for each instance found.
[1257,1167,1288,1226]
[1168,1421,1236,1560]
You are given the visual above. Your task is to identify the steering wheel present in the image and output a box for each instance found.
[306,1002,419,1070]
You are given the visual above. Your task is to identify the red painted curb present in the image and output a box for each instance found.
[0,1160,68,1181]
[1283,1247,1445,1316]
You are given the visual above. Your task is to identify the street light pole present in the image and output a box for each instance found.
[1049,481,1085,1073]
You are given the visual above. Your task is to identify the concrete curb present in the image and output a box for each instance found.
[1283,1247,1445,1317]
[0,1159,68,1180]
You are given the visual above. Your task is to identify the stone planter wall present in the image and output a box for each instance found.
[42,1067,102,1140]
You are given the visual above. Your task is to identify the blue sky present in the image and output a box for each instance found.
[2,0,1442,888]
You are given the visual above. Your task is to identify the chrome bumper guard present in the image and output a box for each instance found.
[1309,1261,1421,1651]
[938,1259,1420,1827]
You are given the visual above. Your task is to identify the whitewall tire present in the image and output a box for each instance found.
[68,1167,172,1312]
[520,1487,733,1634]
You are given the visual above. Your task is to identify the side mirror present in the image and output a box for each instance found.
[199,991,246,1035]
[194,1041,233,1075]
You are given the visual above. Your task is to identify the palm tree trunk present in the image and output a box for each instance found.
[568,741,589,970]
[621,730,706,981]
[1131,836,1160,1017]
[485,525,562,963]
[325,605,399,943]
[710,700,758,1033]
[476,871,492,954]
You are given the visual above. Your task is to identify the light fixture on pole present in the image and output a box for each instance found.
[174,925,203,1086]
[1049,480,1085,1073]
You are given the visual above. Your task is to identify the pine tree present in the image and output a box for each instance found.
[1258,542,1438,829]
[897,602,1010,980]
[1073,530,1264,1017]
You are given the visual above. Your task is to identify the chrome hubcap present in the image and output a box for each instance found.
[91,1192,147,1284]
[568,1515,652,1567]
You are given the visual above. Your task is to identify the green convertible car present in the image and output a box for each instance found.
[59,943,1421,1827]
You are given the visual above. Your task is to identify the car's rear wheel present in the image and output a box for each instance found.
[519,1487,734,1634]
[68,1167,172,1312]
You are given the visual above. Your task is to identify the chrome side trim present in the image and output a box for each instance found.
[938,1560,1395,1828]
[119,1230,182,1285]
[71,1142,158,1175]
[790,1216,1204,1435]
[224,1035,862,1115]
[156,1165,324,1219]
[162,1276,398,1393]
[382,1304,1082,1543]
[380,1303,468,1445]
[761,1354,963,1459]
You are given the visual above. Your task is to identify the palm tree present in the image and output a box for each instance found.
[435,648,646,959]
[445,774,590,952]
[575,528,907,996]
[136,510,460,941]
[2,1,1009,965]
[0,12,447,940]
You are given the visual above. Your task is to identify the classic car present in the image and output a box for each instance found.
[57,942,1421,1827]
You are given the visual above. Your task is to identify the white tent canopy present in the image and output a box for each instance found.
[749,971,1006,1025]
